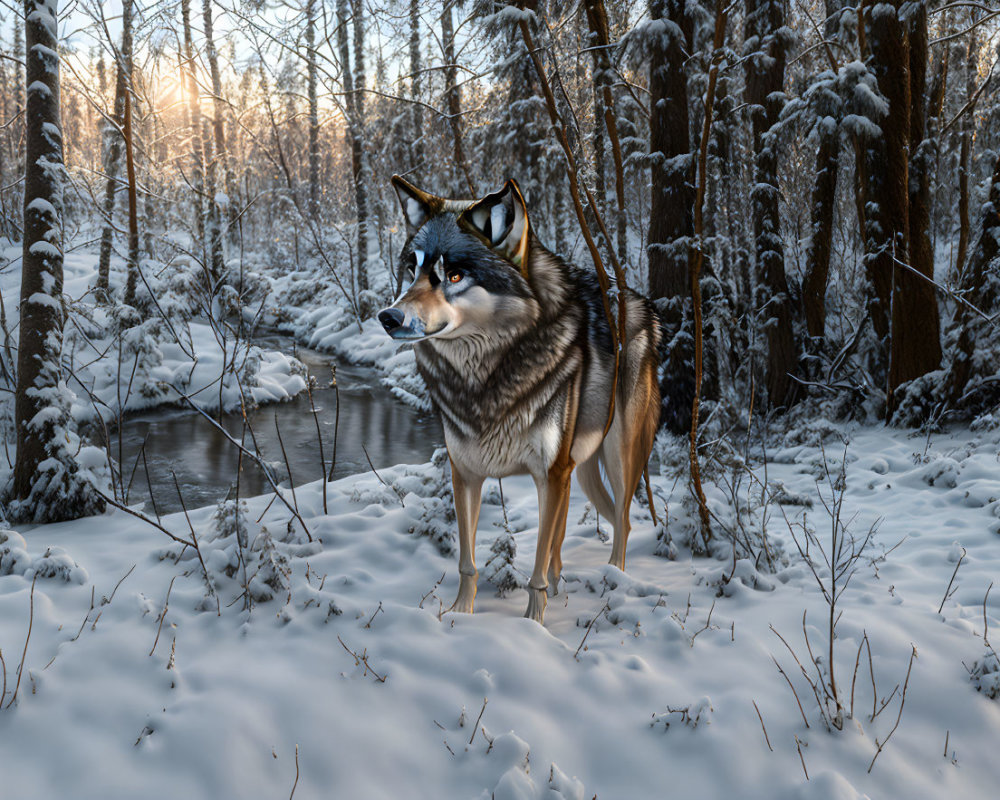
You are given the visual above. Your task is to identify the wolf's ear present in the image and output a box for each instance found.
[391,175,442,233]
[457,180,530,272]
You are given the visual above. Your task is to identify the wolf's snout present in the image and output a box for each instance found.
[378,308,405,335]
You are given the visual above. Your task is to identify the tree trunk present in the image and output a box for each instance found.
[96,1,132,295]
[802,0,843,347]
[583,0,628,269]
[122,13,140,309]
[947,145,1000,402]
[203,0,238,253]
[901,2,941,393]
[8,16,25,243]
[647,0,693,305]
[181,0,208,271]
[441,1,474,195]
[746,0,797,408]
[11,0,104,521]
[955,23,976,280]
[802,128,838,343]
[202,112,223,280]
[647,0,696,434]
[863,0,941,411]
[409,0,423,171]
[336,0,369,293]
[306,0,320,218]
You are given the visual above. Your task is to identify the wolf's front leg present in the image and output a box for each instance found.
[449,459,484,614]
[526,460,574,623]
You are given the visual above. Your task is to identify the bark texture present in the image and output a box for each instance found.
[181,0,208,271]
[802,0,843,346]
[96,0,132,294]
[862,0,941,411]
[745,0,798,408]
[337,0,369,293]
[11,0,104,521]
[647,0,692,305]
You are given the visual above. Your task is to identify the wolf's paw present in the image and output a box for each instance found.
[450,573,477,614]
[524,587,547,624]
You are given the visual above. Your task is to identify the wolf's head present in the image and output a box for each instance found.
[377,177,540,342]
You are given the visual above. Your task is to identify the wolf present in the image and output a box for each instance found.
[377,176,661,624]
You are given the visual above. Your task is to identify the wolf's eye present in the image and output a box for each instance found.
[448,271,463,284]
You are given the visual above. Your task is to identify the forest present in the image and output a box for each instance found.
[0,1,998,798]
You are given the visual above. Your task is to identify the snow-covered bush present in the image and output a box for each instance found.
[484,527,521,597]
[969,650,1000,699]
[405,448,456,556]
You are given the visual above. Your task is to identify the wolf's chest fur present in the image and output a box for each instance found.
[414,299,589,478]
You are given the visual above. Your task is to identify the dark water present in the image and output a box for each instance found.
[100,336,442,513]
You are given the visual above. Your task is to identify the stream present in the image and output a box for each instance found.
[100,335,442,514]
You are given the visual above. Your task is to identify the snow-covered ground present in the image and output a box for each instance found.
[1,422,998,799]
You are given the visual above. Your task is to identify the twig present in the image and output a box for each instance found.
[327,365,340,482]
[141,444,161,523]
[6,574,37,709]
[753,701,773,752]
[868,645,918,773]
[983,582,995,653]
[149,576,177,657]
[795,735,809,780]
[170,474,219,614]
[469,697,488,745]
[71,588,97,643]
[337,636,387,683]
[689,600,717,646]
[938,547,967,614]
[850,631,872,720]
[274,412,300,514]
[364,602,384,629]
[289,744,300,800]
[771,655,811,729]
[574,599,611,660]
[104,564,136,605]
[306,383,328,514]
[419,573,446,609]
[95,488,196,549]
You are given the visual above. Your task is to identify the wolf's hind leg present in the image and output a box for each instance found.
[603,361,659,571]
[576,453,615,524]
[449,460,484,614]
[601,416,632,571]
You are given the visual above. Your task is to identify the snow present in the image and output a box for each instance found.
[0,246,310,426]
[24,290,61,310]
[26,197,57,216]
[27,240,60,258]
[0,424,998,798]
[26,80,52,97]
[28,43,58,63]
